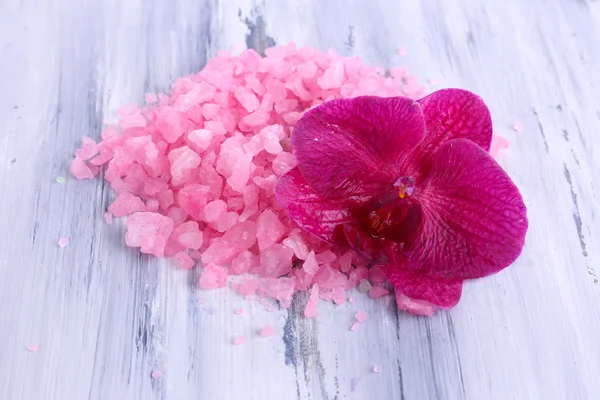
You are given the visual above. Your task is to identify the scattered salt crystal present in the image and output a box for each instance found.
[373,365,382,373]
[26,344,39,352]
[348,297,354,303]
[350,322,360,332]
[490,135,510,158]
[175,252,195,270]
[103,212,113,224]
[58,237,69,248]
[395,290,436,316]
[235,308,244,315]
[233,335,246,345]
[355,310,367,323]
[358,279,372,293]
[56,176,66,183]
[304,284,320,318]
[261,325,274,337]
[151,370,162,379]
[513,121,524,132]
[369,286,390,298]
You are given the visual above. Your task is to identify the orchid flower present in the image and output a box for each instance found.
[275,89,528,313]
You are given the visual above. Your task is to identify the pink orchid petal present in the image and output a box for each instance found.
[405,139,528,279]
[411,89,492,176]
[387,268,462,308]
[274,167,355,243]
[292,96,426,200]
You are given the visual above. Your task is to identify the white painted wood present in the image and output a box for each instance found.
[1,0,600,399]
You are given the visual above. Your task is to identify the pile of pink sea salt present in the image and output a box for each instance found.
[71,43,428,315]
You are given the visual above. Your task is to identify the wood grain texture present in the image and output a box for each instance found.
[1,0,600,399]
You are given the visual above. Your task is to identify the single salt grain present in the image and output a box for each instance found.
[261,325,274,337]
[175,252,195,270]
[26,344,39,352]
[56,176,66,183]
[513,121,524,132]
[233,335,246,345]
[304,284,320,318]
[108,193,146,217]
[490,134,510,158]
[369,265,387,284]
[104,212,113,224]
[257,209,286,250]
[350,322,360,332]
[235,308,244,315]
[373,365,382,373]
[398,46,407,56]
[151,370,162,379]
[58,237,69,248]
[369,286,390,298]
[358,279,372,293]
[355,310,367,323]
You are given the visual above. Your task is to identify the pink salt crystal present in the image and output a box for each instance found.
[272,152,297,176]
[227,154,253,193]
[201,103,220,119]
[108,193,146,217]
[103,212,113,224]
[513,121,524,132]
[332,287,346,305]
[259,277,295,307]
[190,250,202,259]
[398,46,407,56]
[125,212,174,257]
[349,297,354,303]
[188,129,213,152]
[239,184,259,222]
[145,93,158,103]
[260,125,284,154]
[395,290,436,316]
[120,113,147,130]
[369,265,387,284]
[201,221,257,265]
[169,146,201,186]
[315,250,336,264]
[155,189,174,210]
[261,325,274,337]
[297,61,318,79]
[151,370,162,379]
[357,278,372,292]
[26,344,39,352]
[338,252,353,273]
[156,107,192,143]
[238,278,260,295]
[58,237,69,248]
[231,250,258,275]
[178,184,210,220]
[369,286,390,298]
[175,252,195,270]
[265,78,288,102]
[235,308,244,315]
[210,211,239,233]
[282,232,310,260]
[233,335,246,345]
[304,284,320,318]
[239,110,270,131]
[259,244,295,277]
[257,209,286,250]
[490,134,510,158]
[373,365,382,373]
[199,264,228,289]
[355,310,367,323]
[75,137,98,160]
[70,157,95,180]
[318,60,345,89]
[350,322,360,332]
[204,120,227,136]
[203,200,228,223]
[171,221,203,249]
[313,266,348,290]
[302,251,319,275]
[199,166,224,199]
[234,86,261,112]
[146,199,160,212]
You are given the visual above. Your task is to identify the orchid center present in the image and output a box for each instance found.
[357,177,422,243]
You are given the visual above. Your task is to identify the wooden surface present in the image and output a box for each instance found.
[1,0,600,399]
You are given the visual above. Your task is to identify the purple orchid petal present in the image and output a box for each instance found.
[404,139,528,280]
[408,89,492,179]
[292,96,426,201]
[274,167,355,243]
[387,269,463,309]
